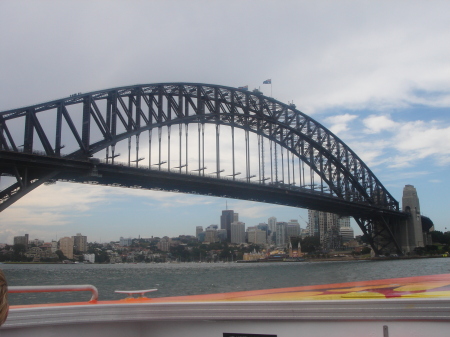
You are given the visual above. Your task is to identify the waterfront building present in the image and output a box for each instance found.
[13,234,29,247]
[72,233,87,253]
[276,222,287,247]
[221,209,235,241]
[243,250,265,261]
[83,253,95,263]
[59,237,74,259]
[231,221,245,244]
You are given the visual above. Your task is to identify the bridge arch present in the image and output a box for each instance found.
[1,83,405,255]
[0,83,397,212]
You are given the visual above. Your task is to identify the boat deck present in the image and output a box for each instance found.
[3,274,450,337]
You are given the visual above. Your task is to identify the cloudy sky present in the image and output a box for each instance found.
[1,1,450,244]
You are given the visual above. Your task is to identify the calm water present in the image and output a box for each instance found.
[2,258,450,305]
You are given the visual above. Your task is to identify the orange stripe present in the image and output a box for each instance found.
[10,273,450,309]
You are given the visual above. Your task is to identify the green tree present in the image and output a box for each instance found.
[431,231,450,245]
[300,236,320,253]
[55,250,66,261]
[360,247,371,255]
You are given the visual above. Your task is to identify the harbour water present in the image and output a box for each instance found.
[2,257,449,305]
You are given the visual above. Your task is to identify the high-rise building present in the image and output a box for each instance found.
[268,217,277,234]
[338,216,351,228]
[59,237,74,260]
[205,227,219,243]
[221,210,235,241]
[197,232,206,243]
[231,221,245,244]
[257,223,269,232]
[320,213,338,245]
[308,210,343,249]
[338,216,353,243]
[72,233,87,253]
[340,225,354,243]
[287,220,301,238]
[247,229,267,245]
[196,226,203,238]
[276,222,287,247]
[13,234,29,247]
[300,228,309,239]
[307,211,320,237]
[217,229,227,242]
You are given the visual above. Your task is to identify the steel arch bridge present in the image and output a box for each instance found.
[0,83,406,254]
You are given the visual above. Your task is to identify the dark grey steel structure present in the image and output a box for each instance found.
[0,83,408,254]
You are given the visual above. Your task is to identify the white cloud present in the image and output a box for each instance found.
[363,115,398,134]
[393,121,450,166]
[325,114,358,135]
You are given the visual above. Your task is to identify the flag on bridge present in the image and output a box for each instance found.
[263,79,271,84]
[238,85,248,91]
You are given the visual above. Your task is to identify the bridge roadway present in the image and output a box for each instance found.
[0,150,406,220]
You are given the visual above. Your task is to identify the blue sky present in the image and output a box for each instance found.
[1,1,450,243]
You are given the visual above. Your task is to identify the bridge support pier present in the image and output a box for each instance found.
[396,185,424,254]
[355,216,402,256]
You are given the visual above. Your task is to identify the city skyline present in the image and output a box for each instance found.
[3,204,316,244]
[1,2,450,244]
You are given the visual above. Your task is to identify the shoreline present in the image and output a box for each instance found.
[1,255,447,265]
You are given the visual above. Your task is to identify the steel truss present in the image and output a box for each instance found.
[1,83,404,254]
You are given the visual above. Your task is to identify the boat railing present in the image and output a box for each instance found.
[8,285,99,303]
